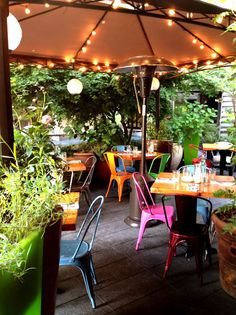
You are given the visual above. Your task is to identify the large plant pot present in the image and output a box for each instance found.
[170,143,183,170]
[93,159,110,188]
[0,219,62,315]
[212,213,236,299]
[183,134,200,165]
[0,230,43,315]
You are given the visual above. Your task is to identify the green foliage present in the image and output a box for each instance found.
[214,187,236,234]
[0,102,64,277]
[167,101,217,143]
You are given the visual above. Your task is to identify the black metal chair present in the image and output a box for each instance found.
[161,194,213,284]
[71,155,97,205]
[59,195,104,309]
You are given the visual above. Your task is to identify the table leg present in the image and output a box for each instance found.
[219,151,227,175]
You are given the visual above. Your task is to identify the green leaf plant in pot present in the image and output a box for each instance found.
[212,179,236,299]
[0,123,64,315]
[169,101,217,165]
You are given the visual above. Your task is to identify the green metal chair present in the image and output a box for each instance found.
[148,153,171,179]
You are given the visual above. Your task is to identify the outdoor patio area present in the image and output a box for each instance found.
[56,184,236,315]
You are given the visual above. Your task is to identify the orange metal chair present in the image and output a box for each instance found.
[104,152,133,202]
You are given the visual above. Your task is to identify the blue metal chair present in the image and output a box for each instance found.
[59,195,104,309]
[111,145,136,173]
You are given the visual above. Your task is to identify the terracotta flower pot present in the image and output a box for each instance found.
[212,213,236,299]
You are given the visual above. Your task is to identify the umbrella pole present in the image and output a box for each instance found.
[0,1,14,158]
[140,96,147,175]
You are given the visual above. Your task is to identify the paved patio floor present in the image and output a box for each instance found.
[56,185,236,315]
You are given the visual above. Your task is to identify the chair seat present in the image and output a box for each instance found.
[60,240,89,264]
[143,204,174,216]
[170,222,208,236]
[116,166,136,173]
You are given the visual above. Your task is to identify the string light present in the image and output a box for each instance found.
[18,63,24,69]
[200,44,204,50]
[82,47,87,53]
[92,30,96,36]
[144,3,149,7]
[211,52,217,58]
[112,0,121,9]
[48,62,55,68]
[168,9,175,16]
[101,20,106,25]
[192,38,197,44]
[79,66,87,72]
[168,20,173,27]
[93,59,98,65]
[87,39,91,45]
[37,64,43,69]
[193,59,198,65]
[45,3,50,8]
[25,6,31,14]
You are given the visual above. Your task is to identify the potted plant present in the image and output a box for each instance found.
[0,122,64,315]
[212,183,236,299]
[168,101,216,165]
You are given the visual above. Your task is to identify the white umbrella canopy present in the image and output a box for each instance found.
[9,0,236,72]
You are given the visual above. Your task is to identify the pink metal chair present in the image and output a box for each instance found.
[132,172,175,251]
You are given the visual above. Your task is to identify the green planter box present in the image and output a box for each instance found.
[183,134,200,165]
[0,230,43,315]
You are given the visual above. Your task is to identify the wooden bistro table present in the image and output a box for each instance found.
[64,157,86,192]
[150,172,236,198]
[203,143,236,175]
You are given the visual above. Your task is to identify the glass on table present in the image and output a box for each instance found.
[172,170,180,183]
[126,145,132,154]
[209,168,217,182]
[133,146,138,156]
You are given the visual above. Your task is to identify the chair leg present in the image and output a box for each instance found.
[89,254,97,285]
[74,256,96,309]
[117,179,125,202]
[163,236,177,279]
[136,216,148,251]
[105,178,114,198]
[193,241,203,285]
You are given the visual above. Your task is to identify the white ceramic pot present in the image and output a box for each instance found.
[170,143,183,170]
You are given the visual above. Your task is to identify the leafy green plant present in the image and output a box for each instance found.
[213,187,236,234]
[167,101,217,143]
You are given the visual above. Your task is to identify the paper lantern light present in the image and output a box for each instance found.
[7,13,22,51]
[67,79,83,95]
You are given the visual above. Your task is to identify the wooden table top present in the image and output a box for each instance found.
[150,172,236,198]
[116,151,163,161]
[64,158,86,172]
[203,143,236,152]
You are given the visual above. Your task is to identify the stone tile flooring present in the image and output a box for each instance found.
[56,186,236,315]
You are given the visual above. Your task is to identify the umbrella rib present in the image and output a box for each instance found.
[158,8,225,60]
[11,0,226,31]
[136,14,155,56]
[73,9,109,60]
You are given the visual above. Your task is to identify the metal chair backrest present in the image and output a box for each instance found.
[80,155,97,188]
[148,153,171,179]
[161,195,212,230]
[104,152,127,175]
[132,172,155,213]
[72,195,104,261]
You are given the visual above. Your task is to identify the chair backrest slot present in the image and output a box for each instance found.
[71,195,104,261]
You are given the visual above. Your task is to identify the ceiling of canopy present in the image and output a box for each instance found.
[8,0,236,74]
